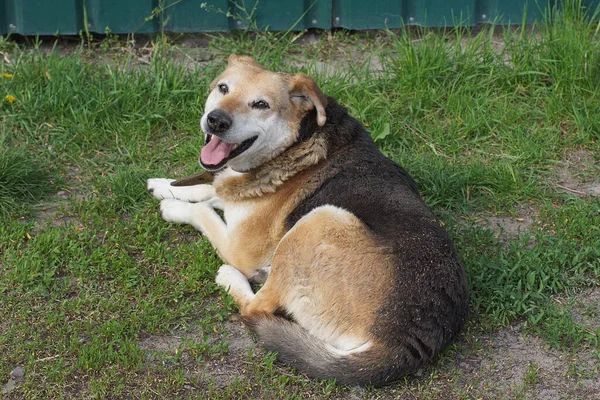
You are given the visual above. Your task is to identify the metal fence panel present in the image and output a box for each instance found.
[2,0,82,36]
[0,0,598,35]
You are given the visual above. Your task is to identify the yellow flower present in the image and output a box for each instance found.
[4,95,17,103]
[1,73,13,79]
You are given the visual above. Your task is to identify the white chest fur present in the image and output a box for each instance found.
[224,202,255,233]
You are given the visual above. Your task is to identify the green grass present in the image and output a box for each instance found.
[1,2,600,398]
[0,141,56,216]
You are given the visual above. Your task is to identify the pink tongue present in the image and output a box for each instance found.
[201,137,235,165]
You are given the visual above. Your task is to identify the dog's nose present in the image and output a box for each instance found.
[206,109,232,134]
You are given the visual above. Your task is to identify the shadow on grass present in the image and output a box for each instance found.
[0,145,57,217]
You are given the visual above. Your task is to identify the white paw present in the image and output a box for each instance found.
[159,199,194,224]
[215,265,251,294]
[148,178,217,203]
[182,184,217,203]
[147,178,176,200]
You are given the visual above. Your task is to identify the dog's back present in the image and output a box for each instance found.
[247,99,469,386]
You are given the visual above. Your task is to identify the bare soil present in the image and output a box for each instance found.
[480,205,538,245]
[138,320,255,389]
[554,148,600,197]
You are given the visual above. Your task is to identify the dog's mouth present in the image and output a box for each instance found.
[200,134,258,170]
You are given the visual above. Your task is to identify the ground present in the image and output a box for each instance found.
[1,5,600,399]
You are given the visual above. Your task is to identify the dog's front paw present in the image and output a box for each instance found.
[148,178,217,204]
[215,265,249,293]
[159,198,194,224]
[147,178,176,200]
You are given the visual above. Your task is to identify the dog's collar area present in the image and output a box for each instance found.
[215,133,329,200]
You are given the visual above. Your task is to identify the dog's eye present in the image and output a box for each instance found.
[218,83,229,94]
[252,100,270,110]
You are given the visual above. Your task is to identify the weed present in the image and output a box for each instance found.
[524,362,540,385]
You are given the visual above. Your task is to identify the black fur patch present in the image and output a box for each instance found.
[273,307,297,323]
[297,108,319,143]
[281,98,469,385]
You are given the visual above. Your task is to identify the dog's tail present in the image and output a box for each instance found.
[245,314,426,387]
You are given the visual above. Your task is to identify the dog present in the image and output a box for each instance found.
[147,54,468,386]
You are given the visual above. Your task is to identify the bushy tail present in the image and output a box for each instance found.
[245,315,424,387]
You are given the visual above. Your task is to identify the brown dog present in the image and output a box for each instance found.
[148,55,468,386]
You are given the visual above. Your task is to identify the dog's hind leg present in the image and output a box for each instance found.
[215,265,255,307]
[216,264,280,317]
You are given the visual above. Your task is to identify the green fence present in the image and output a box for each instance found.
[1,0,599,36]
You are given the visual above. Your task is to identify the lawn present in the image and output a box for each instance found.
[1,4,600,399]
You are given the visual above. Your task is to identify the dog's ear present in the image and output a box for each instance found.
[227,54,262,69]
[289,74,327,127]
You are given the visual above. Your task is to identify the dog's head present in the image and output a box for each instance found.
[199,54,327,172]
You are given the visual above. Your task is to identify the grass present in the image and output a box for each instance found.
[0,141,56,216]
[1,2,600,398]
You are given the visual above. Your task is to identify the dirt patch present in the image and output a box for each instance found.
[188,319,256,389]
[367,324,600,399]
[2,366,25,396]
[29,190,84,236]
[554,148,600,197]
[221,319,255,354]
[290,54,384,78]
[484,213,534,238]
[471,205,538,245]
[139,319,256,388]
[138,332,186,353]
[569,288,600,333]
[137,316,600,398]
[459,327,568,398]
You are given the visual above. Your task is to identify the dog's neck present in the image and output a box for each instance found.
[214,133,328,200]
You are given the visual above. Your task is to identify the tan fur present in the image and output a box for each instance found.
[216,64,288,115]
[216,168,316,276]
[288,74,328,126]
[241,207,393,337]
[165,136,329,280]
[204,130,330,276]
[228,54,262,69]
